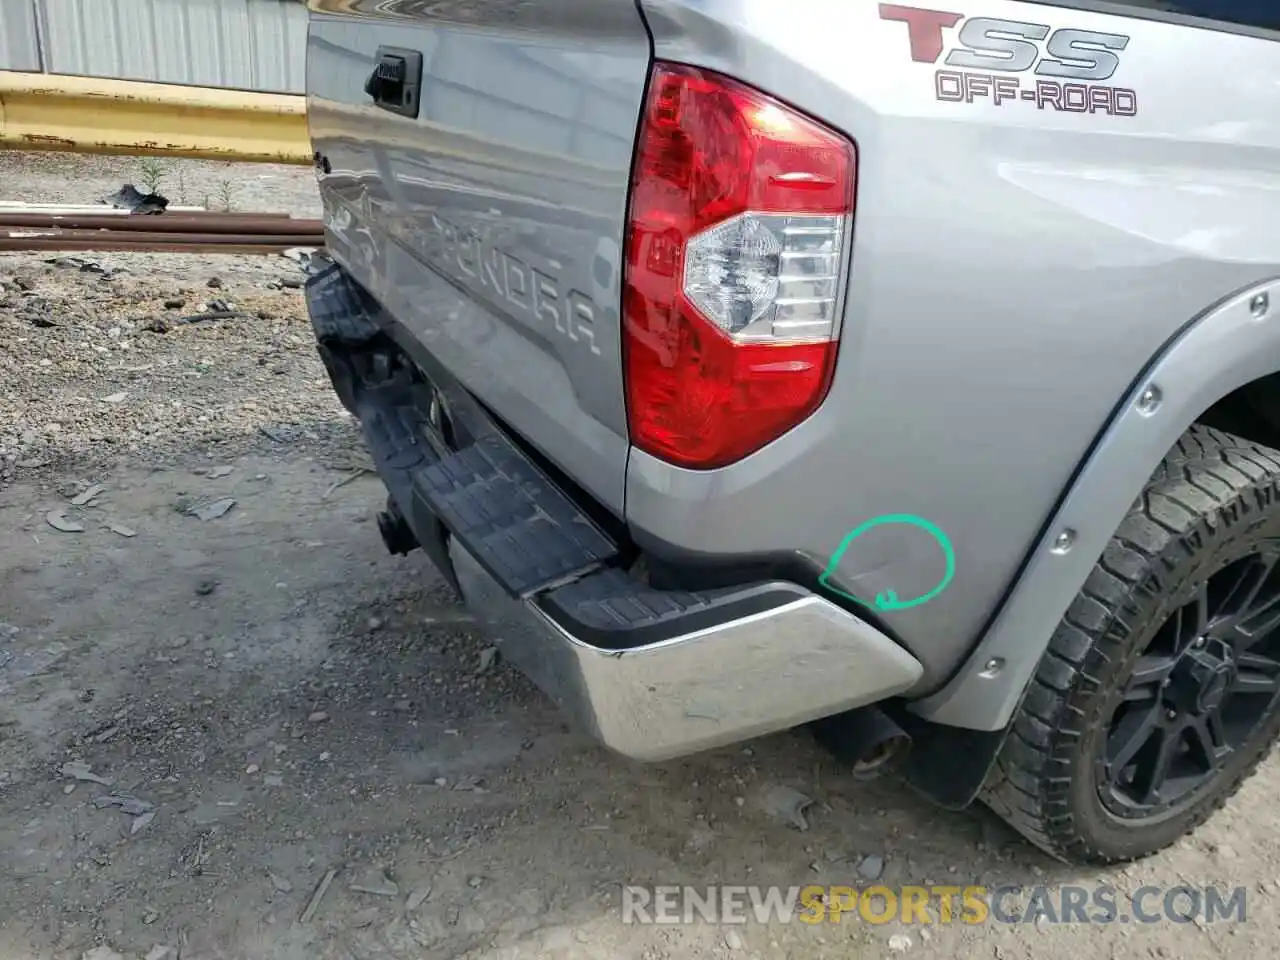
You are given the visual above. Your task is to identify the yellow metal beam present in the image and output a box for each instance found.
[0,72,311,164]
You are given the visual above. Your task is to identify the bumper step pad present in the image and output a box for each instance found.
[539,568,808,650]
[307,264,616,599]
[351,378,617,599]
[352,385,455,587]
[306,263,382,345]
[416,435,615,598]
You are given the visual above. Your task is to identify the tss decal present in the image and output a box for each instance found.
[879,4,1138,117]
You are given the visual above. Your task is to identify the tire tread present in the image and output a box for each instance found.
[982,424,1280,864]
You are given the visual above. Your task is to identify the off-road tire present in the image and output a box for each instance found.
[981,424,1280,863]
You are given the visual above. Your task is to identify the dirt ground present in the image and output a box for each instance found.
[3,154,1280,960]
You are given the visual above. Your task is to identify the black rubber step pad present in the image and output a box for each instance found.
[546,567,729,629]
[416,434,615,597]
[539,568,804,649]
[305,264,381,345]
[358,397,437,502]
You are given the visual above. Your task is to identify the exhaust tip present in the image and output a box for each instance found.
[810,706,912,781]
[849,729,911,781]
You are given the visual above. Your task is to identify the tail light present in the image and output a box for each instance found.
[622,62,857,470]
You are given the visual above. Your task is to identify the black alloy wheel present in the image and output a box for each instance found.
[1098,549,1280,818]
[983,426,1280,863]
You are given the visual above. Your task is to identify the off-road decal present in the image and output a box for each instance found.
[880,3,1138,117]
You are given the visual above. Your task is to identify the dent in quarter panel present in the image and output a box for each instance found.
[307,0,651,516]
[629,0,1280,690]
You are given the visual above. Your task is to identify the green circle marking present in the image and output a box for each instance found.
[818,514,956,612]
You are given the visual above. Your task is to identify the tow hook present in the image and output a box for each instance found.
[376,499,419,556]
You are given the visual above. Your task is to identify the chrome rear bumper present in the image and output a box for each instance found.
[451,544,924,761]
[305,261,924,762]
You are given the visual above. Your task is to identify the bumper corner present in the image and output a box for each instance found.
[451,543,924,762]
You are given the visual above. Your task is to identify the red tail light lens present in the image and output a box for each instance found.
[622,62,857,469]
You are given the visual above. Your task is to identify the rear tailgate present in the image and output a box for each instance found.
[305,1,652,514]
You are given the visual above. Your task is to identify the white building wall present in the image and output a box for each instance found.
[0,0,42,71]
[0,0,308,93]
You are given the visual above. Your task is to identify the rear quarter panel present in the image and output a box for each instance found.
[628,0,1280,690]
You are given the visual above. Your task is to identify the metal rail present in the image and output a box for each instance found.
[0,212,322,235]
[0,238,313,254]
[0,209,324,254]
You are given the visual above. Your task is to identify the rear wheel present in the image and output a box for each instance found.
[982,425,1280,863]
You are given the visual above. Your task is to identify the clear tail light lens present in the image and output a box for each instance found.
[622,62,857,470]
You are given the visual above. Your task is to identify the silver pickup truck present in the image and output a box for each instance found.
[301,0,1280,864]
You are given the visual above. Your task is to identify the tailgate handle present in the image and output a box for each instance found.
[364,46,423,120]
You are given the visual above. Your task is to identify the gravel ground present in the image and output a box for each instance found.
[0,250,350,484]
[3,153,1280,960]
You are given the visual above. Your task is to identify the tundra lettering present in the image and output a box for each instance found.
[414,211,597,352]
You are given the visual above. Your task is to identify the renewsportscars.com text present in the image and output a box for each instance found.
[621,884,1247,926]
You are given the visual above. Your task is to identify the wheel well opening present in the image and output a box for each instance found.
[1197,371,1280,452]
